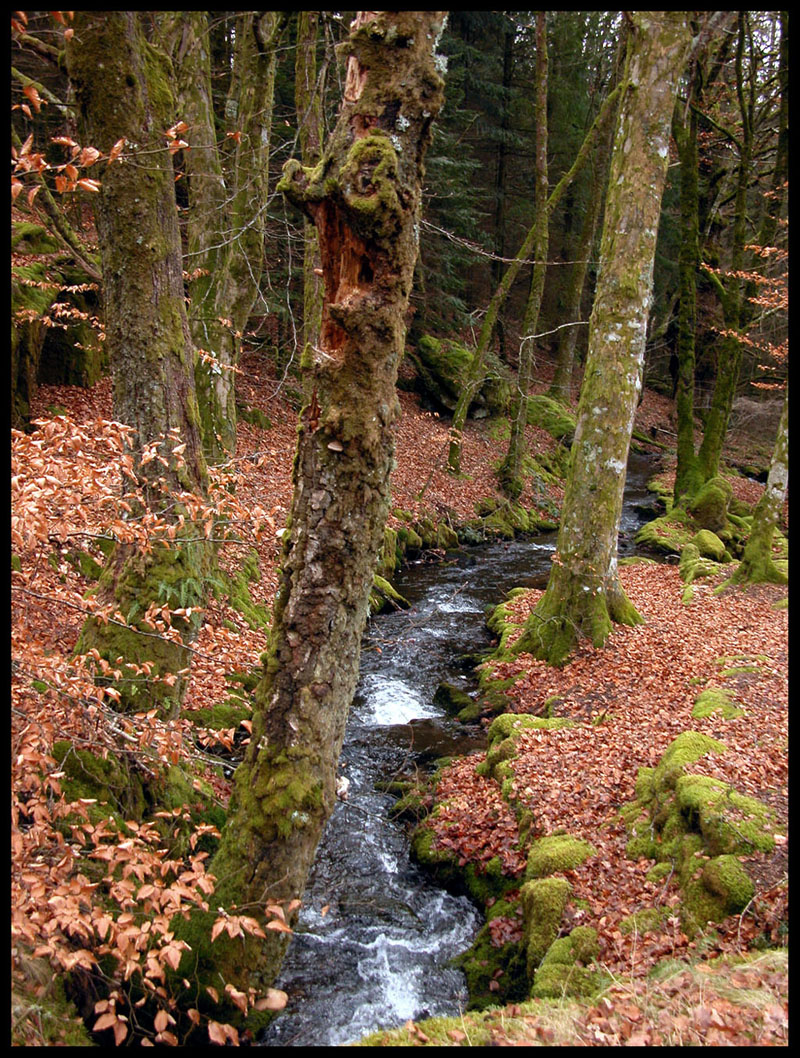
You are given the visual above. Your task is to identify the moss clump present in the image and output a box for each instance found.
[525,834,596,880]
[652,731,727,797]
[12,968,94,1047]
[410,334,511,417]
[224,548,270,630]
[621,733,779,937]
[691,687,744,721]
[52,740,146,820]
[687,475,732,532]
[620,907,667,935]
[520,876,572,978]
[433,681,480,722]
[369,574,410,614]
[476,713,574,782]
[674,773,776,856]
[531,926,604,999]
[454,895,528,1011]
[525,394,577,444]
[693,528,727,561]
[636,508,696,555]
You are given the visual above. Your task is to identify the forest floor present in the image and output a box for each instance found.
[21,349,788,1046]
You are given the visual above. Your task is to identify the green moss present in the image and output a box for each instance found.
[369,574,410,614]
[525,394,577,443]
[691,687,744,721]
[620,907,667,935]
[701,854,755,912]
[532,926,604,999]
[12,969,94,1047]
[693,528,728,561]
[674,774,776,856]
[635,506,695,556]
[687,475,732,532]
[520,876,572,978]
[652,731,727,797]
[525,834,596,880]
[52,740,146,820]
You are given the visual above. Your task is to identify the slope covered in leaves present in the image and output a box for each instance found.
[13,351,787,1045]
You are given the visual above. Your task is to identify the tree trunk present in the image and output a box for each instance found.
[295,11,325,384]
[66,12,213,715]
[672,90,702,503]
[158,12,286,462]
[446,74,624,475]
[729,384,788,585]
[500,12,548,498]
[204,11,447,995]
[514,12,691,667]
[548,37,621,405]
[695,13,753,484]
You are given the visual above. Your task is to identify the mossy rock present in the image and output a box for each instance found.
[525,394,576,444]
[12,969,94,1047]
[11,220,63,254]
[525,834,596,881]
[476,713,574,781]
[410,334,511,417]
[184,698,251,731]
[369,574,410,614]
[531,926,603,999]
[636,507,696,555]
[693,529,728,561]
[674,773,776,856]
[691,687,744,721]
[652,731,727,797]
[681,854,755,935]
[51,740,146,820]
[620,907,667,935]
[687,475,732,533]
[432,681,480,722]
[235,404,272,429]
[520,876,572,979]
[454,896,529,1010]
[679,543,724,588]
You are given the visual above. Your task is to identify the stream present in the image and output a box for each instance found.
[260,452,660,1046]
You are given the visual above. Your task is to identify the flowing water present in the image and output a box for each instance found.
[260,453,659,1046]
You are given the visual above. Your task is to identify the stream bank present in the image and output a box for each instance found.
[260,455,662,1045]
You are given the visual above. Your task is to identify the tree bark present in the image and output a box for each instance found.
[158,12,286,462]
[66,12,212,715]
[728,384,788,585]
[295,11,325,384]
[514,11,691,667]
[203,11,447,995]
[446,74,624,475]
[500,12,548,498]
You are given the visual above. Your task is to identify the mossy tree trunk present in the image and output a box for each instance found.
[671,76,702,504]
[157,12,286,462]
[66,12,213,715]
[514,12,691,667]
[694,13,753,485]
[548,34,622,405]
[729,383,788,585]
[295,11,325,385]
[446,71,624,475]
[206,11,447,994]
[499,12,548,500]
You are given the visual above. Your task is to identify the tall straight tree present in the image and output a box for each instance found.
[66,11,214,715]
[447,62,624,475]
[500,11,548,497]
[200,11,447,995]
[294,11,325,370]
[157,12,287,462]
[514,11,691,666]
